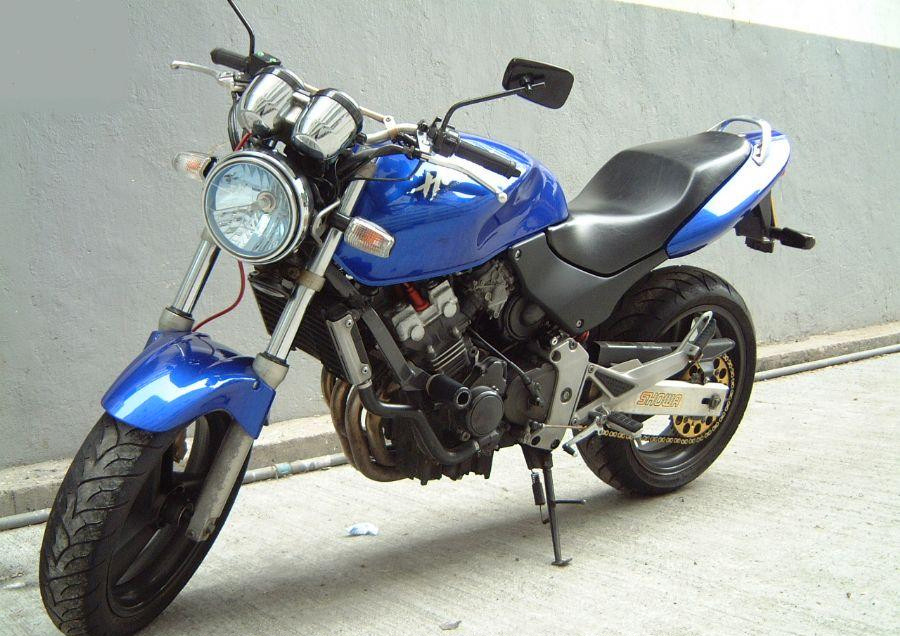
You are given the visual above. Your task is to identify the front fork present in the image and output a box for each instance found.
[175,181,364,541]
[157,231,219,332]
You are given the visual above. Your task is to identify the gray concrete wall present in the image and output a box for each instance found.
[1,0,897,469]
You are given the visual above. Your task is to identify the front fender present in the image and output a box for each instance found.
[101,331,275,438]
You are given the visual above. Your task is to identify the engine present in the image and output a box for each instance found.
[350,260,551,483]
[259,256,553,485]
[386,260,545,375]
[388,280,472,379]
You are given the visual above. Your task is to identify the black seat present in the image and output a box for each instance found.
[547,131,751,276]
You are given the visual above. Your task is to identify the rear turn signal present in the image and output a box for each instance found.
[344,218,395,258]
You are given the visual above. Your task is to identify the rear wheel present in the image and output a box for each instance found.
[39,413,244,636]
[578,266,756,495]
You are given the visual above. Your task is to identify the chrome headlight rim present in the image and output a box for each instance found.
[202,150,311,265]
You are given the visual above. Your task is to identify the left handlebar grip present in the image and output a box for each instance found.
[210,48,250,72]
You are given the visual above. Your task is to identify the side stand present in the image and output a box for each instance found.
[522,447,585,567]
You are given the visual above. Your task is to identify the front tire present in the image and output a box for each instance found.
[579,266,756,495]
[39,413,244,636]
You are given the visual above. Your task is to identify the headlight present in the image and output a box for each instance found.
[203,151,312,264]
[236,67,303,136]
[291,89,363,161]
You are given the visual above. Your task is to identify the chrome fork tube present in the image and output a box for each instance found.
[189,185,363,543]
[171,230,219,312]
[249,228,341,390]
[252,179,366,389]
[158,229,220,331]
[190,228,342,544]
[266,228,342,361]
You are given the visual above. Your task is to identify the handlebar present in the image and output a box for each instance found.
[211,48,283,77]
[453,138,521,179]
[197,52,521,187]
[431,128,521,179]
[210,47,250,72]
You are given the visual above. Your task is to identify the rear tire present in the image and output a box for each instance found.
[578,265,756,495]
[39,414,244,636]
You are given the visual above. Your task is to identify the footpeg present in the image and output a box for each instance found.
[770,226,816,250]
[562,411,643,455]
[605,412,643,439]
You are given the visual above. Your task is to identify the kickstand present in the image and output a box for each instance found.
[523,447,585,566]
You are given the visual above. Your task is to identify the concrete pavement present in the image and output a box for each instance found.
[2,355,898,635]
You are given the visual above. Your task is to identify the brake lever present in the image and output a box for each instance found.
[170,60,246,93]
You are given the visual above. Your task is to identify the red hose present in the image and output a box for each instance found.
[191,131,252,334]
[192,261,246,333]
[235,130,251,151]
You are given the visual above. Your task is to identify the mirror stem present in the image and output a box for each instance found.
[226,0,256,57]
[440,81,544,132]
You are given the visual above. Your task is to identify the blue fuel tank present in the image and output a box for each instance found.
[333,134,568,286]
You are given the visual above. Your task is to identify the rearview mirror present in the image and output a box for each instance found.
[502,58,574,109]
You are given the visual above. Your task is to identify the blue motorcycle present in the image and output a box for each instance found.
[39,3,814,634]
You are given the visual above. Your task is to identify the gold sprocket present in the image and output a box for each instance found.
[672,355,735,438]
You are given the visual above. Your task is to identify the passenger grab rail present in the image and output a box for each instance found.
[709,116,772,166]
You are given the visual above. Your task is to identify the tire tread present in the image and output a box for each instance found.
[40,416,159,635]
[39,414,243,636]
[580,265,755,495]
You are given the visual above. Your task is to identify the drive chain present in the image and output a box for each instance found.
[597,354,736,446]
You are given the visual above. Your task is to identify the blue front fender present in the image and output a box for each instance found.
[101,331,275,438]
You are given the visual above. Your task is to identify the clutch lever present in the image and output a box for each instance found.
[170,60,246,93]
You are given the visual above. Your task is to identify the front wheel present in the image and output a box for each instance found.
[39,413,244,636]
[578,266,756,495]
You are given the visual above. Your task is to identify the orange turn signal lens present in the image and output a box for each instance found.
[344,218,395,258]
[172,151,213,181]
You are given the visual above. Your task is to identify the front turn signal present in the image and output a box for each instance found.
[172,151,213,181]
[343,218,395,258]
